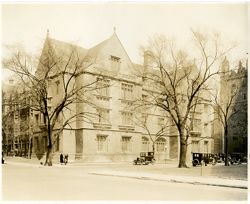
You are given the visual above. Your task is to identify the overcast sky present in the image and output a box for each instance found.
[1,3,248,72]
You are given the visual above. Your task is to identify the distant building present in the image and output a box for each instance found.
[214,57,248,154]
[2,79,33,157]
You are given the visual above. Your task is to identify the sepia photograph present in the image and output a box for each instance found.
[1,1,248,202]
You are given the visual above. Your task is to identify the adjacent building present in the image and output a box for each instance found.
[2,79,33,157]
[214,57,248,154]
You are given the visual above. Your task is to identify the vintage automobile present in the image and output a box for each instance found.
[192,153,215,166]
[230,153,247,164]
[215,153,225,163]
[133,152,155,165]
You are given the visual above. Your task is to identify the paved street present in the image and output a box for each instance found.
[2,162,247,201]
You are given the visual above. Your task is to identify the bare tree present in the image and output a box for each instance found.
[137,30,232,168]
[212,87,239,166]
[3,40,107,166]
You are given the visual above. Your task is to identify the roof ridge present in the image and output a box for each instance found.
[87,34,113,53]
[49,37,88,51]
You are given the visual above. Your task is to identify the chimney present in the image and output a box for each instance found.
[143,50,153,69]
[239,60,243,69]
[220,56,229,75]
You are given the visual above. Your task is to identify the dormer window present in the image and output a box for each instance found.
[111,55,120,70]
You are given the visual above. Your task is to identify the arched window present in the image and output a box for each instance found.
[141,136,149,152]
[156,138,166,152]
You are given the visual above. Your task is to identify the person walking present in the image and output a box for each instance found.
[60,153,64,164]
[64,154,68,165]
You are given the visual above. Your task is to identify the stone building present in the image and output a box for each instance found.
[213,57,248,154]
[2,79,33,157]
[3,30,215,163]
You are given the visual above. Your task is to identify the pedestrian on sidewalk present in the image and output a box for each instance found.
[60,153,64,164]
[2,152,4,164]
[64,154,68,165]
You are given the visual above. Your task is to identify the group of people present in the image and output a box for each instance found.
[60,154,68,165]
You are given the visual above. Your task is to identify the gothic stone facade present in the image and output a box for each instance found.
[213,58,248,154]
[15,31,215,163]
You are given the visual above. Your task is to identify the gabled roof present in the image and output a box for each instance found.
[85,32,133,66]
[48,38,88,59]
[86,37,111,58]
[45,32,131,62]
[37,31,136,78]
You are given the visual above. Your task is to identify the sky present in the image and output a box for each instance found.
[1,3,248,79]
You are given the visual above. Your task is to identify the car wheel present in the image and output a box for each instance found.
[193,159,199,166]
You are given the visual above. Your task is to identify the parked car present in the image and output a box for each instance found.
[230,153,247,164]
[192,153,215,166]
[215,153,225,163]
[133,152,155,165]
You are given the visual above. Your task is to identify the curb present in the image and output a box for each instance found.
[4,160,248,189]
[3,161,66,168]
[89,172,248,190]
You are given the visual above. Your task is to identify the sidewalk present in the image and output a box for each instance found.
[3,156,133,166]
[89,170,248,189]
[3,156,248,189]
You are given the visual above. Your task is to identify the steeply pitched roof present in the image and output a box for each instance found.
[49,38,88,59]
[86,37,111,58]
[37,32,136,78]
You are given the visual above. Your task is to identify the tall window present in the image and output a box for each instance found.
[121,136,132,152]
[97,109,110,124]
[192,119,201,131]
[121,83,133,100]
[156,138,166,152]
[142,136,149,152]
[192,140,199,153]
[121,111,133,126]
[96,78,110,97]
[97,135,108,152]
[204,141,209,153]
[55,80,60,94]
[35,114,39,125]
[111,55,120,70]
[55,134,60,152]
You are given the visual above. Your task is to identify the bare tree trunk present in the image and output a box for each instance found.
[224,126,229,166]
[152,143,155,155]
[44,145,53,166]
[178,129,188,168]
[27,135,32,159]
[44,128,53,166]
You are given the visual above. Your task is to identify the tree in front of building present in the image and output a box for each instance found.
[139,30,233,168]
[3,39,105,166]
[133,111,169,155]
[213,91,239,166]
